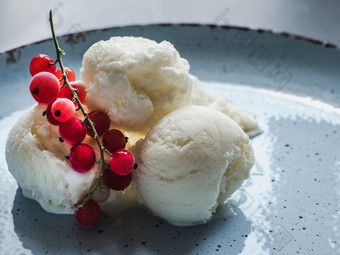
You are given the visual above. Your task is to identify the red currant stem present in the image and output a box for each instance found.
[49,10,107,209]
[74,166,105,209]
[104,148,112,156]
[73,89,79,98]
[50,59,59,66]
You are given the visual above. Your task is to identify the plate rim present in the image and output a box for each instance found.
[0,23,338,56]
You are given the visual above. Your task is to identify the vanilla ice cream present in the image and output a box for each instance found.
[81,36,261,137]
[5,105,129,213]
[6,36,258,224]
[81,36,194,134]
[190,85,261,137]
[132,106,254,226]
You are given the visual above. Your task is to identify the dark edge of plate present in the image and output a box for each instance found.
[1,23,338,66]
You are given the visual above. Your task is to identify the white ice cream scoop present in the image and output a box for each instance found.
[81,36,195,134]
[81,36,261,137]
[132,105,255,226]
[5,105,131,214]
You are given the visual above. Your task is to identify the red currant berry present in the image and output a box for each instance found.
[29,72,60,104]
[102,129,126,154]
[51,98,75,122]
[69,144,95,173]
[87,111,110,137]
[58,81,86,107]
[109,149,135,176]
[55,67,76,86]
[59,118,87,145]
[74,199,101,226]
[29,54,56,76]
[45,102,62,126]
[103,166,132,190]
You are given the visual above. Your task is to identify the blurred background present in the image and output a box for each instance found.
[1,0,340,52]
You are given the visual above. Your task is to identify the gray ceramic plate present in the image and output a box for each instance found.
[0,25,339,255]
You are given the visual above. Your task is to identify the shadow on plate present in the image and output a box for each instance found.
[12,189,251,254]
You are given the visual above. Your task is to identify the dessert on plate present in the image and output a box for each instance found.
[6,35,258,226]
[82,37,260,137]
[132,105,254,226]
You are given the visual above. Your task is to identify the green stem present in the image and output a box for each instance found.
[49,10,107,209]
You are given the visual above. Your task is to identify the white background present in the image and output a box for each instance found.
[1,0,340,52]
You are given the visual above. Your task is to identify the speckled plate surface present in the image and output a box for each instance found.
[0,25,339,255]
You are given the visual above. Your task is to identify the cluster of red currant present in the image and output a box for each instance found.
[28,54,136,226]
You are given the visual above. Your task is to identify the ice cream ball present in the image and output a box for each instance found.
[81,36,261,137]
[132,105,255,226]
[81,36,195,134]
[5,105,130,213]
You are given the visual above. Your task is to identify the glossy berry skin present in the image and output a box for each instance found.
[51,98,75,122]
[29,72,60,104]
[102,129,126,154]
[45,103,62,126]
[29,54,56,76]
[59,118,87,145]
[109,149,135,176]
[87,111,110,137]
[55,67,76,85]
[69,144,95,173]
[103,166,132,190]
[74,199,101,226]
[58,81,86,107]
